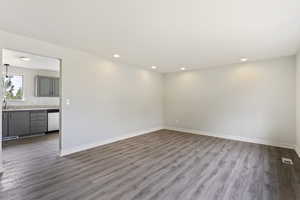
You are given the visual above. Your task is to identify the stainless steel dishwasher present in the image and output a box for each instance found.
[47,109,59,132]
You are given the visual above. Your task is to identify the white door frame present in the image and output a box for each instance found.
[0,49,63,174]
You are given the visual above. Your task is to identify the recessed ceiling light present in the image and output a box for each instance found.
[113,54,120,58]
[151,66,157,69]
[240,58,248,62]
[19,56,30,61]
[180,67,186,71]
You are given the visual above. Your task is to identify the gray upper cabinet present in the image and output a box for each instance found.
[37,76,52,97]
[8,111,30,137]
[36,76,59,97]
[53,78,60,97]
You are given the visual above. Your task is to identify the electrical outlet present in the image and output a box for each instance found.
[66,99,70,105]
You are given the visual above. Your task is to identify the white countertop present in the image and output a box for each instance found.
[3,106,59,112]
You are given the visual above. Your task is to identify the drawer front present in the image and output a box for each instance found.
[30,122,47,133]
[30,111,47,119]
[30,111,47,133]
[31,116,47,121]
[31,120,46,127]
[30,126,47,133]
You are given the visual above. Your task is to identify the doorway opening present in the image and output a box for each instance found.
[1,49,62,162]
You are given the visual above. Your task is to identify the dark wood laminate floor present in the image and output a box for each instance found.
[1,130,300,200]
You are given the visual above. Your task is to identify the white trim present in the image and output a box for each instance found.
[295,146,300,158]
[60,126,163,156]
[164,126,296,149]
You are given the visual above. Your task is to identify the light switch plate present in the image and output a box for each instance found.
[281,157,293,165]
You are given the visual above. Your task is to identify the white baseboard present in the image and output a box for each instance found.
[164,126,296,149]
[60,126,163,156]
[295,146,300,158]
[60,125,297,156]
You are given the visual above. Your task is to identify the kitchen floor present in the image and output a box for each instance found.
[1,130,300,200]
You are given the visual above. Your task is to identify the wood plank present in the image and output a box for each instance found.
[1,130,299,200]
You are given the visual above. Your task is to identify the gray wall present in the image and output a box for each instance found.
[5,66,59,106]
[164,56,296,147]
[0,30,164,171]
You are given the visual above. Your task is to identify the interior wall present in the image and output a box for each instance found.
[5,66,59,106]
[0,30,164,170]
[0,29,298,174]
[164,56,296,148]
[296,51,300,156]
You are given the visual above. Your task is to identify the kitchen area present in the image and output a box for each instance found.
[2,106,59,140]
[2,49,60,143]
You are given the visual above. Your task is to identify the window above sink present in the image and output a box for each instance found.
[4,75,24,101]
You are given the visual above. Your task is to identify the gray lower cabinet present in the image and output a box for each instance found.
[3,110,48,138]
[8,111,30,137]
[30,111,47,134]
[2,112,9,137]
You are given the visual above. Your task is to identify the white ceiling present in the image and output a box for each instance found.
[2,49,60,71]
[0,0,299,72]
